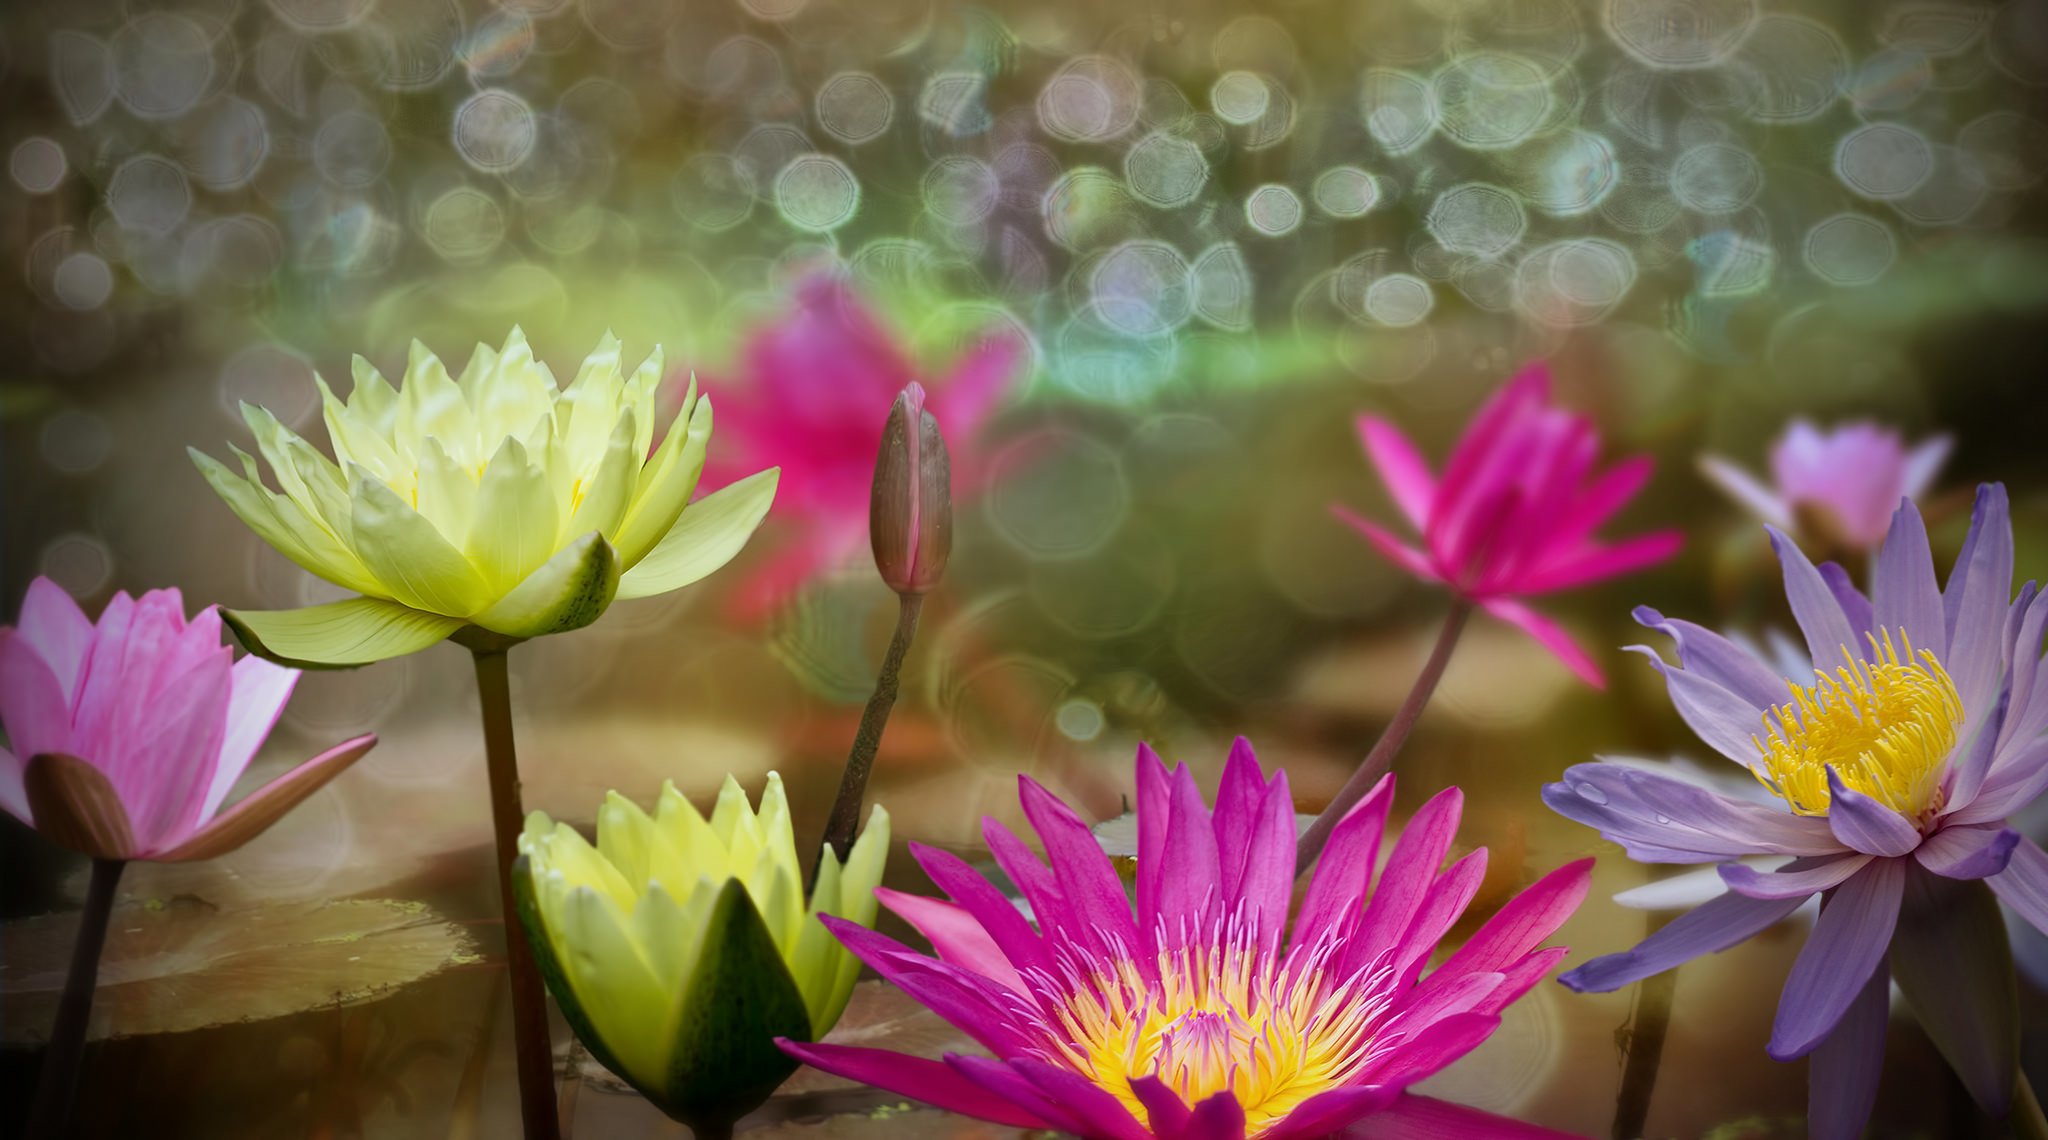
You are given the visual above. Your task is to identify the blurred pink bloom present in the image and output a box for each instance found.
[1700,419,1951,552]
[0,578,374,862]
[697,275,1021,616]
[1333,364,1682,688]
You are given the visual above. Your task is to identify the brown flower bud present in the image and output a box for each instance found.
[870,382,952,595]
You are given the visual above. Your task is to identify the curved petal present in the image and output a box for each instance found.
[153,734,376,861]
[949,1055,1147,1140]
[907,842,1053,979]
[1264,1086,1402,1139]
[1824,770,1921,857]
[223,597,465,669]
[1559,890,1806,993]
[1770,858,1904,1060]
[22,752,136,860]
[1624,646,1773,764]
[1943,484,2014,725]
[616,468,780,600]
[1357,416,1438,533]
[1699,456,1792,530]
[1986,835,2048,936]
[466,436,561,593]
[1769,526,1859,668]
[1915,824,2020,881]
[1719,854,1872,899]
[1332,504,1442,585]
[1334,1093,1584,1139]
[17,577,94,703]
[1871,500,1946,659]
[1355,787,1464,969]
[347,470,493,617]
[1544,762,1842,862]
[0,627,74,762]
[774,1042,1051,1129]
[876,888,1025,994]
[1633,605,1788,709]
[1481,599,1603,688]
[1019,775,1141,957]
[468,531,620,639]
[1292,772,1395,954]
[1430,858,1591,983]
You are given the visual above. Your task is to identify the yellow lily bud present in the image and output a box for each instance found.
[191,329,780,666]
[514,774,889,1130]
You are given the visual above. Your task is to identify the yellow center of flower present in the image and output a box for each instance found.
[1751,629,1962,819]
[1041,937,1387,1136]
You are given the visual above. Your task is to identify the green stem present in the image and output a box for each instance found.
[1611,905,1679,1140]
[472,646,562,1140]
[815,592,923,878]
[1295,598,1473,871]
[2014,1069,2048,1140]
[25,857,125,1140]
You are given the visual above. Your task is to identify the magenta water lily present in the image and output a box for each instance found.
[781,739,1591,1139]
[1549,485,2048,1139]
[1336,363,1681,688]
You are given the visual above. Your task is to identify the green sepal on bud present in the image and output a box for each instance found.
[869,382,952,596]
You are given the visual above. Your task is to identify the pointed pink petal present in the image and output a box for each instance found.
[1332,504,1443,585]
[1131,1075,1194,1135]
[1513,530,1683,595]
[203,654,299,823]
[819,918,1040,1057]
[775,1041,1052,1129]
[1437,365,1549,512]
[1019,776,1141,956]
[1263,1084,1402,1139]
[0,628,74,761]
[1391,851,1490,983]
[944,1055,1128,1138]
[1544,456,1654,549]
[1336,1093,1583,1139]
[1006,1057,1155,1140]
[1479,599,1605,688]
[1237,769,1298,956]
[1159,762,1224,945]
[908,842,1054,978]
[982,818,1074,946]
[1353,786,1464,973]
[1294,773,1396,953]
[877,887,1027,994]
[1356,1011,1501,1088]
[109,642,231,851]
[1212,737,1267,901]
[1429,858,1592,983]
[1135,742,1173,946]
[1357,416,1439,533]
[17,577,95,704]
[151,733,374,861]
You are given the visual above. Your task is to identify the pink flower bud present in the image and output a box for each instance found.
[870,382,952,595]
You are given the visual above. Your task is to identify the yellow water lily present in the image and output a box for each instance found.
[191,328,779,666]
[516,774,888,1132]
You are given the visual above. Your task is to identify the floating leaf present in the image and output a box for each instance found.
[2,897,477,1044]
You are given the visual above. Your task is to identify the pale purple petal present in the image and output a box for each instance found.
[1806,954,1889,1140]
[1987,835,2048,936]
[1770,857,1904,1060]
[1626,646,1776,765]
[1915,824,2020,880]
[1769,526,1860,667]
[1901,435,1951,500]
[1945,687,2009,813]
[1945,484,2014,726]
[1818,562,1873,639]
[1559,890,1807,992]
[1633,605,1788,710]
[1544,762,1844,862]
[1613,864,1745,910]
[1871,499,1946,659]
[1720,853,1872,899]
[1824,770,1922,857]
[1950,736,2048,825]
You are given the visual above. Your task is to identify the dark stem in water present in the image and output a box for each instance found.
[25,856,125,1140]
[472,646,563,1140]
[1295,598,1473,871]
[1611,904,1679,1140]
[816,592,924,878]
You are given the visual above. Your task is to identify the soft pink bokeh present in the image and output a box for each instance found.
[1700,419,1951,551]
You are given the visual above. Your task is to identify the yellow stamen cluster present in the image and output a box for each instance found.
[1042,935,1388,1136]
[1752,629,1962,819]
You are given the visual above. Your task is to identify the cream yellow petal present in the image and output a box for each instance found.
[222,597,464,668]
[412,436,478,542]
[790,855,844,1029]
[191,447,385,597]
[555,333,625,470]
[347,469,493,617]
[467,436,560,593]
[597,790,657,891]
[708,773,756,858]
[466,531,619,638]
[622,346,665,462]
[612,394,712,566]
[551,882,674,1091]
[241,403,353,539]
[395,341,473,463]
[615,468,779,600]
[475,328,557,452]
[566,412,639,545]
[654,780,730,887]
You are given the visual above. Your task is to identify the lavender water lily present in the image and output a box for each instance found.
[1549,485,2048,1139]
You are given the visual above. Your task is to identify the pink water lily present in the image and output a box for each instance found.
[696,274,1021,616]
[1701,419,1950,552]
[780,739,1591,1139]
[1335,364,1681,687]
[0,577,374,862]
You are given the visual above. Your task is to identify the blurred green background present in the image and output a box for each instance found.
[4,0,2048,1134]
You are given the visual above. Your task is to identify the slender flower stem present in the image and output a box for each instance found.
[472,646,562,1140]
[25,857,125,1140]
[1611,906,1679,1140]
[818,592,924,870]
[1296,598,1473,871]
[2015,1069,2048,1140]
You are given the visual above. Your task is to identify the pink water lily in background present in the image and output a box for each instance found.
[1700,419,1951,552]
[696,274,1022,616]
[0,577,375,862]
[781,738,1591,1140]
[1334,364,1683,687]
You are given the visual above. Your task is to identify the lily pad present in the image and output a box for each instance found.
[2,897,477,1044]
